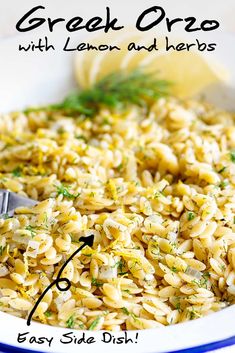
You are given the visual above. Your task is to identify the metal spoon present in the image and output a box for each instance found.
[0,189,37,218]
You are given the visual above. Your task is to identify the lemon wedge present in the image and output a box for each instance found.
[74,33,228,99]
[88,32,140,87]
[120,35,165,71]
[75,30,138,88]
[140,48,229,98]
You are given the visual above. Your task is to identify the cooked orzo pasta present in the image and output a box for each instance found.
[0,96,235,331]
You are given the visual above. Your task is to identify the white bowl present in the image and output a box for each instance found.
[0,30,235,353]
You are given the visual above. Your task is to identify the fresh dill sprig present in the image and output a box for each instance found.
[25,70,171,116]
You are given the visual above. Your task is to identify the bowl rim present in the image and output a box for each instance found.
[0,334,235,353]
[0,305,235,353]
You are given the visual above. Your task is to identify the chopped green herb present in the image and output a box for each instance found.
[113,259,128,275]
[102,118,110,125]
[1,213,10,219]
[57,127,65,134]
[121,307,138,320]
[119,271,129,276]
[220,264,226,272]
[91,277,103,287]
[122,307,130,315]
[175,302,181,311]
[25,225,37,238]
[56,184,80,199]
[66,315,75,328]
[88,316,101,330]
[45,310,52,317]
[75,135,87,141]
[171,266,179,273]
[192,272,210,289]
[203,272,210,279]
[188,212,195,221]
[218,166,227,174]
[219,180,229,189]
[230,151,235,163]
[43,213,49,229]
[0,245,6,256]
[12,167,22,177]
[169,241,177,249]
[116,163,123,172]
[189,309,197,320]
[153,191,164,199]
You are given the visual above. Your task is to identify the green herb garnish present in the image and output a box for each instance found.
[45,310,52,317]
[25,70,170,116]
[102,118,110,125]
[171,266,178,273]
[75,135,87,141]
[1,213,10,219]
[56,184,80,199]
[25,225,37,238]
[218,166,227,174]
[113,259,128,275]
[12,167,22,177]
[57,128,65,134]
[220,264,226,272]
[122,307,130,315]
[192,272,210,289]
[175,302,181,312]
[91,277,103,287]
[116,163,123,172]
[121,307,138,320]
[230,151,235,163]
[188,212,195,221]
[88,316,101,330]
[0,245,6,256]
[219,180,229,189]
[66,315,75,328]
[189,309,197,320]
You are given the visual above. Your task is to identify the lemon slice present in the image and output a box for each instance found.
[75,33,228,98]
[88,31,140,86]
[74,32,117,89]
[75,29,138,88]
[120,35,165,71]
[140,47,229,98]
[75,32,165,88]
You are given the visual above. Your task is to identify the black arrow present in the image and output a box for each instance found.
[27,234,94,326]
